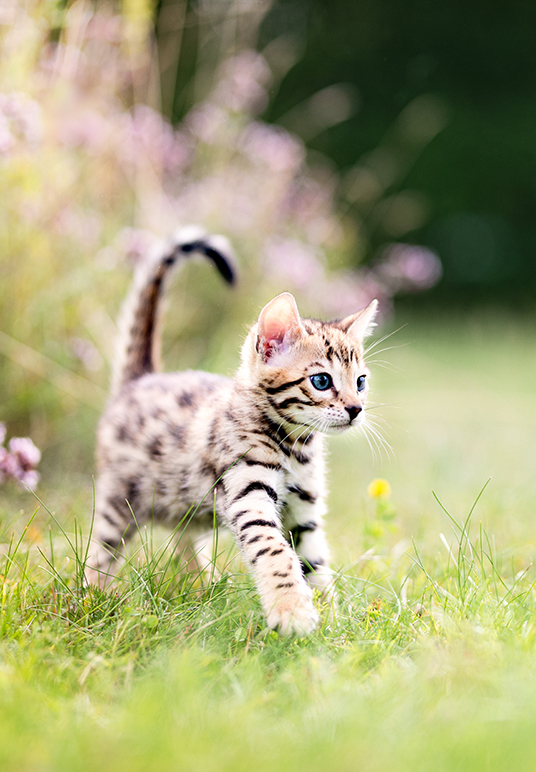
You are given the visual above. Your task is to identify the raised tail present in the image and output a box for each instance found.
[110,226,235,398]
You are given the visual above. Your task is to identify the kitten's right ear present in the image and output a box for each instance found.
[337,299,378,340]
[257,292,304,361]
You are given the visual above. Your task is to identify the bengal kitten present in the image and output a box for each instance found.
[86,227,378,635]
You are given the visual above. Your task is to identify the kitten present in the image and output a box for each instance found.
[86,227,378,635]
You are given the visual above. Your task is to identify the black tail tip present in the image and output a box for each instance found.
[203,244,235,285]
[170,227,237,285]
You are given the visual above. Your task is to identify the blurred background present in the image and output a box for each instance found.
[1,0,535,563]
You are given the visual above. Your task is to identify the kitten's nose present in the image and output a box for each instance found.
[346,405,362,423]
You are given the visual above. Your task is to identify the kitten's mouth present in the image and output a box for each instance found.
[329,414,365,433]
[323,422,354,435]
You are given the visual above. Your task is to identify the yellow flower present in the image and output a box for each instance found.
[367,478,391,498]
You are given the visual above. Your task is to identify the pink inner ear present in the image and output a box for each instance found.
[257,293,302,361]
[262,315,288,345]
[260,314,292,360]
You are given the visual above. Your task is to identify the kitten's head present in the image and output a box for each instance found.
[240,292,378,435]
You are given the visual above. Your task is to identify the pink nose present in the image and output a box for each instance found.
[346,405,362,422]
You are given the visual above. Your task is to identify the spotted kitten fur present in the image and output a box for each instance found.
[86,227,378,635]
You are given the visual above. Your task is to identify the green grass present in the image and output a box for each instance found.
[1,312,536,771]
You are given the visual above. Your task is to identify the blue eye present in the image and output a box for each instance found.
[310,373,333,391]
[357,375,366,392]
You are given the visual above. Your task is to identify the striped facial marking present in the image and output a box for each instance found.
[260,323,370,435]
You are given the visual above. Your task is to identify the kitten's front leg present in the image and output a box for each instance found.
[285,456,335,599]
[285,484,333,597]
[223,464,319,635]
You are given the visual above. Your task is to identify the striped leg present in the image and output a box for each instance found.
[285,462,335,598]
[223,463,319,635]
[179,531,221,583]
[85,474,134,588]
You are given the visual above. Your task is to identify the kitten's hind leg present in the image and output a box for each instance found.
[85,479,135,589]
[85,533,125,589]
[174,530,221,584]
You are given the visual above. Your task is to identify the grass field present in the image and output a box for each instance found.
[1,311,536,772]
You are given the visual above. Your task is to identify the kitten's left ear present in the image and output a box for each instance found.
[336,299,378,340]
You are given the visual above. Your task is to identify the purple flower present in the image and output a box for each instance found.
[240,122,305,172]
[21,470,40,490]
[376,243,443,292]
[57,108,110,154]
[0,112,14,155]
[9,437,41,470]
[264,239,325,290]
[313,271,385,319]
[187,103,228,144]
[0,431,41,489]
[0,92,42,150]
[119,105,190,174]
[0,447,23,482]
[213,51,271,114]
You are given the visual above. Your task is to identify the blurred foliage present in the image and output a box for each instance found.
[258,0,536,301]
[158,0,536,302]
[267,0,536,301]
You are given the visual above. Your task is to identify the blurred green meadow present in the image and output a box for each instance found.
[2,2,536,771]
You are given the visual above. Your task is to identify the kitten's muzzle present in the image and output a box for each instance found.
[345,405,362,423]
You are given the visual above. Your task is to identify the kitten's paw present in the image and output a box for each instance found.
[265,584,320,636]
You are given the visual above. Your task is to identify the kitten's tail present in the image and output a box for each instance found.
[111,226,235,398]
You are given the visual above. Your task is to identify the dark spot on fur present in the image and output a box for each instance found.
[103,536,121,550]
[233,481,278,505]
[199,458,217,479]
[108,495,130,520]
[231,509,248,523]
[287,485,317,504]
[176,392,195,409]
[300,557,325,575]
[148,436,163,458]
[103,512,119,528]
[289,521,318,548]
[277,396,312,410]
[239,518,277,532]
[251,547,271,564]
[116,424,132,443]
[126,478,139,506]
[264,377,305,395]
[243,458,283,471]
[170,424,186,448]
[225,408,237,423]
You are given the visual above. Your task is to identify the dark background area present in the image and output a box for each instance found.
[160,0,536,306]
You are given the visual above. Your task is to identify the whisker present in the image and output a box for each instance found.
[361,423,379,464]
[365,402,400,412]
[364,418,395,462]
[364,342,409,359]
[364,359,402,372]
[363,325,406,356]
